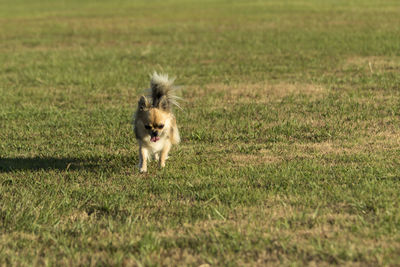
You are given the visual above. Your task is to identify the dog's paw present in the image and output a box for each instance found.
[139,168,147,173]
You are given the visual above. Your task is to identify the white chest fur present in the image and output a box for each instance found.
[143,136,168,154]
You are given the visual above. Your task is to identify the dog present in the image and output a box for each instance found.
[133,72,181,173]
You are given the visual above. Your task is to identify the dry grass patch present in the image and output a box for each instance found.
[187,82,327,104]
[358,130,400,154]
[65,210,90,223]
[272,136,399,161]
[227,142,361,167]
[143,249,203,267]
[231,153,282,167]
[293,142,362,156]
[374,130,400,143]
[343,56,400,73]
[0,232,38,243]
[227,142,362,165]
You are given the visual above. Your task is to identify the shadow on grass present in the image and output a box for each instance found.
[0,157,100,172]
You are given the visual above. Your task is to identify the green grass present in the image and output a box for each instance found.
[1,0,400,265]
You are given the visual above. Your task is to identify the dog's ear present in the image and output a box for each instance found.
[157,95,169,111]
[138,96,150,111]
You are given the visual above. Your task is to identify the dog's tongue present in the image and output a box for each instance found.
[151,136,160,142]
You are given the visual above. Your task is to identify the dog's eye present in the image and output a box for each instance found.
[144,125,151,129]
[157,124,164,129]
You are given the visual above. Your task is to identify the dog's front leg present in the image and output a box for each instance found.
[139,146,148,173]
[159,141,171,168]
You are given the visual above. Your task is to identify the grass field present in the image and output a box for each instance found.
[1,0,400,265]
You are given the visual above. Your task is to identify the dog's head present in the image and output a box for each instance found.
[136,95,170,142]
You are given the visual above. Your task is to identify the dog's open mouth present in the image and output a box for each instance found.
[151,136,160,142]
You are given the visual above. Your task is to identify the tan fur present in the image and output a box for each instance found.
[133,73,181,173]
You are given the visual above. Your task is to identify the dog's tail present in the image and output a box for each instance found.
[149,72,182,110]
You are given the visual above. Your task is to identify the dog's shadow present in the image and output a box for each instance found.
[0,156,101,172]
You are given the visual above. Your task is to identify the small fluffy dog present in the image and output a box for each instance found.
[133,72,181,173]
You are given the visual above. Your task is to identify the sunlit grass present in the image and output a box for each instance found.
[1,0,399,265]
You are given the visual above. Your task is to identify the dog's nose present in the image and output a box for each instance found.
[151,131,158,137]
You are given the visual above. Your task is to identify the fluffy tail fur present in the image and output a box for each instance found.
[148,72,182,110]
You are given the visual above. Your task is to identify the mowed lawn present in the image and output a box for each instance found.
[1,0,399,265]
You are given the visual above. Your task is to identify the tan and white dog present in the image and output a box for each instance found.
[133,72,181,173]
